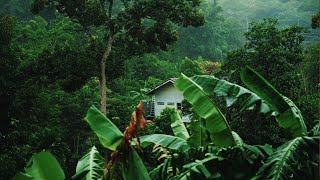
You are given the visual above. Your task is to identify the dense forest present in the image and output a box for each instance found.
[0,0,319,179]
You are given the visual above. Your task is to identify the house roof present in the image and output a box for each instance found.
[146,78,177,95]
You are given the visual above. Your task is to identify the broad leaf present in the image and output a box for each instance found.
[140,134,190,152]
[240,66,307,137]
[192,75,271,114]
[12,173,32,180]
[232,131,244,147]
[177,155,223,179]
[13,151,65,180]
[175,73,236,147]
[85,106,124,151]
[171,111,190,140]
[72,146,104,180]
[253,136,319,180]
[124,150,151,180]
[187,119,208,147]
[149,157,173,180]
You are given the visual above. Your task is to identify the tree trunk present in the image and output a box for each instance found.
[100,34,113,115]
[100,0,114,115]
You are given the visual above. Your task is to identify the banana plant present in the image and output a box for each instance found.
[12,151,65,180]
[252,135,319,180]
[84,106,124,151]
[72,146,105,180]
[170,111,190,140]
[157,68,317,180]
[11,67,317,180]
[240,66,307,137]
[191,75,271,114]
[175,73,236,147]
[239,67,318,180]
[77,103,151,180]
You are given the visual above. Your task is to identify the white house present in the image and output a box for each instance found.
[145,78,190,122]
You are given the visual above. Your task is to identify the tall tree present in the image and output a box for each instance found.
[176,1,243,61]
[31,0,204,115]
[221,19,304,101]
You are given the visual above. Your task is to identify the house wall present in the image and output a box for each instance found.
[154,83,190,122]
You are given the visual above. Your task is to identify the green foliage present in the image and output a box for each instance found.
[179,57,205,77]
[177,155,223,179]
[10,70,319,179]
[187,119,208,147]
[0,15,19,96]
[13,151,65,180]
[0,0,35,19]
[14,15,101,91]
[176,1,243,61]
[218,0,319,28]
[170,111,190,140]
[32,0,205,59]
[72,146,105,180]
[125,54,179,81]
[192,75,271,114]
[2,1,319,179]
[311,11,320,29]
[240,66,307,137]
[299,43,319,96]
[1,77,100,179]
[221,19,304,100]
[253,136,319,179]
[175,73,236,147]
[124,150,152,180]
[151,69,318,179]
[85,106,124,151]
[140,134,190,153]
[218,18,314,146]
[154,107,175,135]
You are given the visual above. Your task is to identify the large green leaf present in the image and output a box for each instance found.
[72,146,104,180]
[232,131,244,147]
[253,136,319,180]
[175,73,236,147]
[12,151,65,180]
[177,155,223,179]
[12,173,32,180]
[140,134,190,152]
[85,106,124,151]
[187,119,208,147]
[124,150,151,180]
[192,75,271,114]
[240,66,307,137]
[171,111,190,140]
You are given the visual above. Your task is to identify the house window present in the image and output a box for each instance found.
[167,102,174,106]
[157,102,164,105]
[177,103,182,110]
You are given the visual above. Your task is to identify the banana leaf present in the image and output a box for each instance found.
[171,111,190,140]
[232,131,244,147]
[124,150,151,180]
[187,119,208,147]
[253,136,319,180]
[140,134,190,152]
[12,173,32,180]
[85,106,124,151]
[177,155,223,179]
[13,151,65,180]
[72,146,104,180]
[175,73,236,147]
[240,66,307,137]
[192,75,271,114]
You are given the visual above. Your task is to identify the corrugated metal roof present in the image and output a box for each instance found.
[146,78,177,95]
